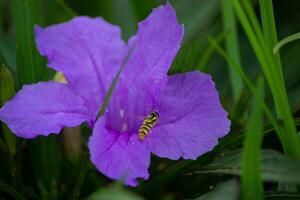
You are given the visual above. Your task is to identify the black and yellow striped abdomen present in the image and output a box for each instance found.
[138,111,159,141]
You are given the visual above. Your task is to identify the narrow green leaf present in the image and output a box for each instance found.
[208,36,286,152]
[195,179,239,200]
[97,42,137,118]
[0,50,7,66]
[0,178,26,200]
[259,0,281,65]
[221,0,243,101]
[231,0,300,158]
[0,64,16,155]
[129,0,158,23]
[264,191,300,199]
[259,0,300,158]
[242,79,264,200]
[0,1,3,29]
[277,182,297,193]
[29,136,61,199]
[55,0,77,18]
[71,156,90,199]
[195,32,226,71]
[88,185,144,200]
[11,0,48,86]
[193,149,300,184]
[175,0,220,45]
[273,32,300,54]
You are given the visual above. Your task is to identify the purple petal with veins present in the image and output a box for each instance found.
[0,2,230,186]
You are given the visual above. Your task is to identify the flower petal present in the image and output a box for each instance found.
[107,3,184,131]
[147,71,231,160]
[88,117,150,186]
[0,82,88,138]
[125,2,183,83]
[35,17,127,123]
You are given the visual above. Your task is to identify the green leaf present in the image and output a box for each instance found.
[221,0,243,101]
[264,191,300,199]
[71,156,91,199]
[273,32,300,54]
[231,0,300,157]
[195,179,239,200]
[193,149,300,184]
[173,0,220,44]
[0,49,7,66]
[194,32,226,72]
[29,136,62,199]
[208,36,285,151]
[0,178,26,200]
[129,0,158,23]
[242,79,264,200]
[0,64,16,155]
[11,0,49,86]
[88,186,144,200]
[260,0,300,158]
[54,0,77,18]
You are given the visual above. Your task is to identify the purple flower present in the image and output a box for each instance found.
[0,3,230,186]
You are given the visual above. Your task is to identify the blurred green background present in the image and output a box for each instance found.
[1,0,300,199]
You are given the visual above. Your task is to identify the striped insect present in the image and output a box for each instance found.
[138,111,159,141]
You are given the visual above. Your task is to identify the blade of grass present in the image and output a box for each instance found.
[178,0,220,45]
[259,0,300,190]
[273,33,300,54]
[0,178,26,200]
[258,0,300,158]
[195,31,226,71]
[221,0,243,101]
[0,1,3,29]
[29,136,61,199]
[0,50,7,66]
[232,0,281,93]
[231,0,282,103]
[208,36,286,152]
[242,78,264,200]
[239,0,284,89]
[97,42,137,118]
[11,0,48,86]
[72,43,137,199]
[72,156,91,199]
[231,0,300,158]
[258,0,282,69]
[55,0,77,17]
[0,64,16,155]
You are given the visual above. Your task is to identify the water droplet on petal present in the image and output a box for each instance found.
[119,109,125,118]
[121,123,127,132]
